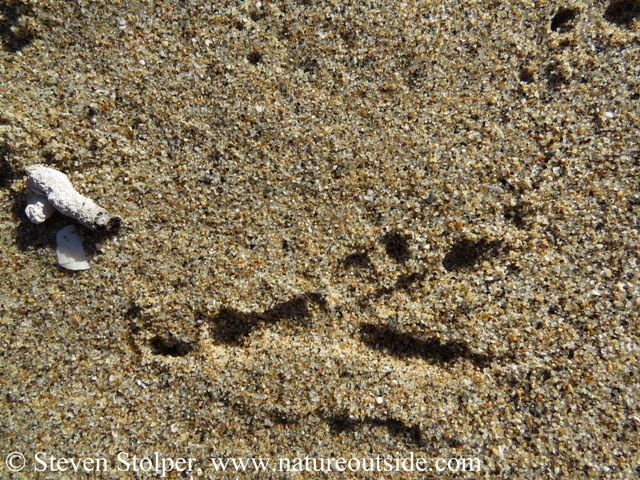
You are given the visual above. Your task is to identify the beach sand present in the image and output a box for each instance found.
[1,0,639,478]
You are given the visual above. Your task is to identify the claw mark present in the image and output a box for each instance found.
[381,232,410,263]
[442,238,501,272]
[150,335,196,357]
[205,293,326,345]
[327,415,423,446]
[360,324,491,367]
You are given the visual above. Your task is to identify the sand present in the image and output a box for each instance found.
[1,0,639,478]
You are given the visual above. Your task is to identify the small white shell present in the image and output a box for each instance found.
[25,193,55,224]
[56,225,90,271]
[26,165,120,231]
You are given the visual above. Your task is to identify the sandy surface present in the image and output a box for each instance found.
[1,0,639,478]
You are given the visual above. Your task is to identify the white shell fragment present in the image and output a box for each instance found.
[25,193,56,224]
[56,226,90,271]
[25,165,120,231]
